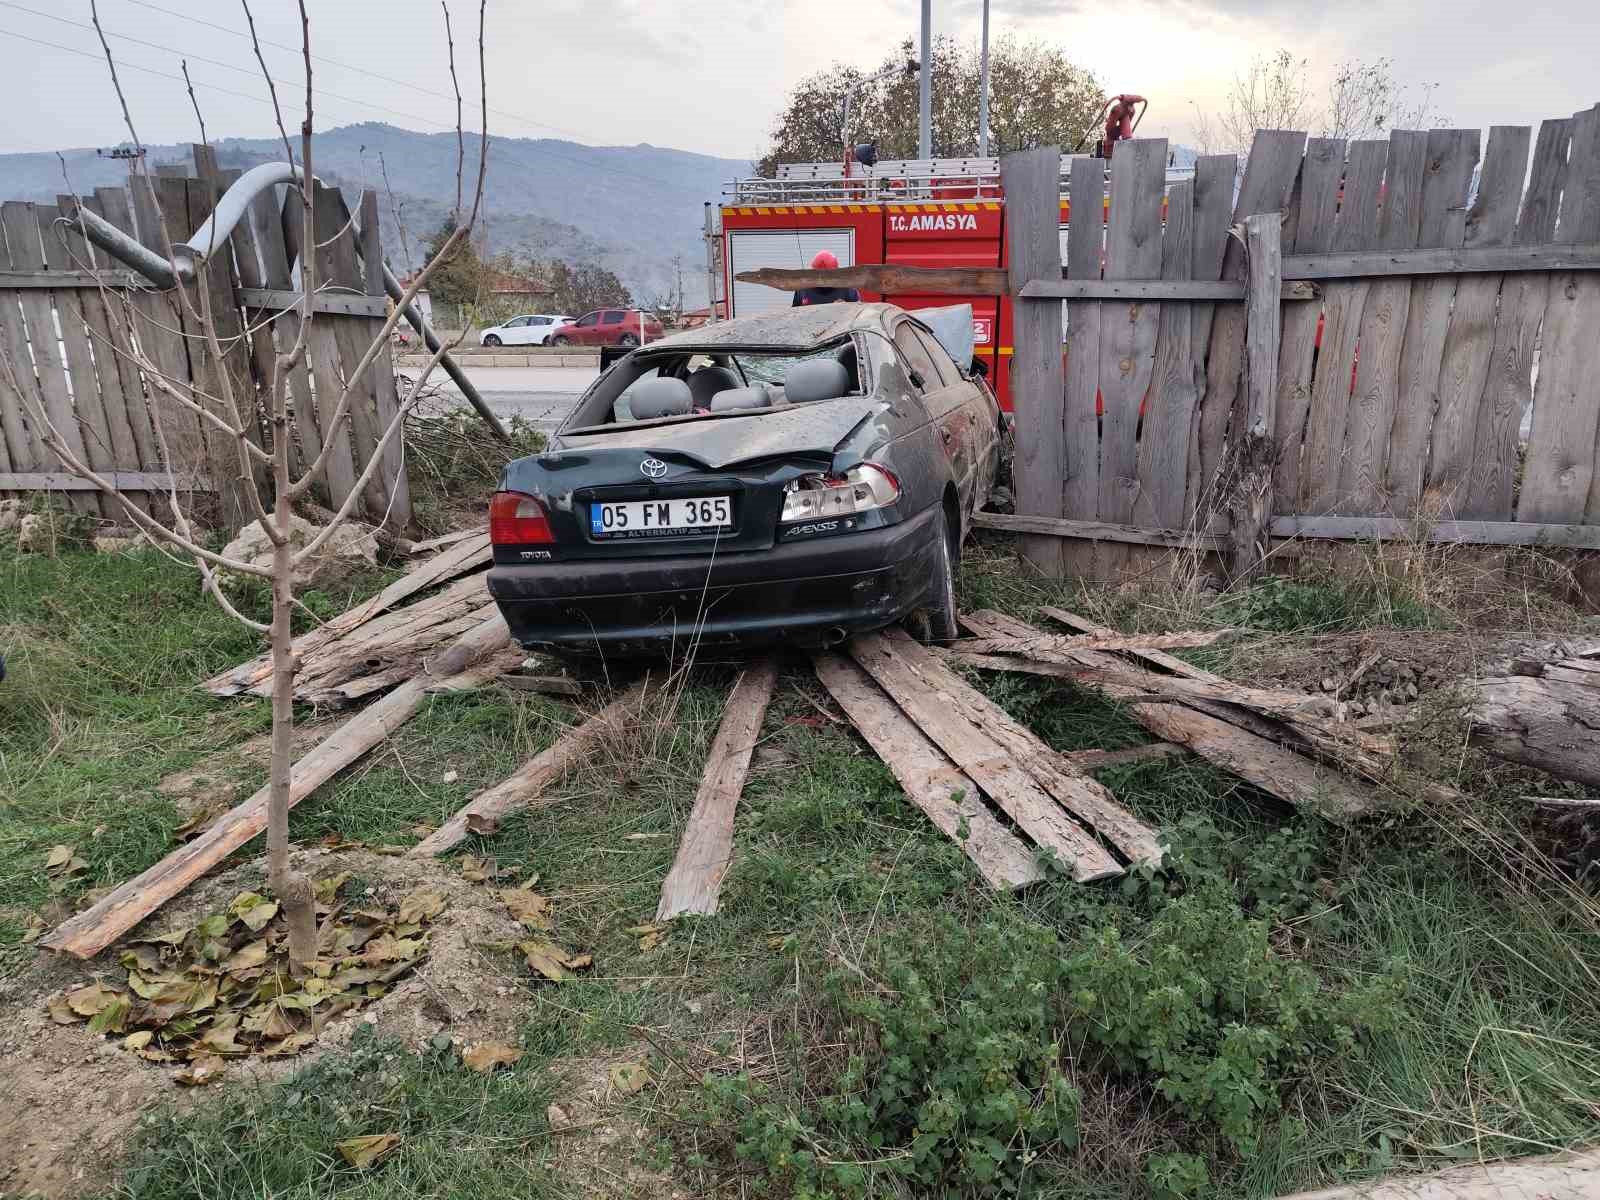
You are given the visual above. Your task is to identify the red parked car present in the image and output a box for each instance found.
[549,308,665,348]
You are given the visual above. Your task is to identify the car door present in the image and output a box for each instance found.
[527,316,553,345]
[892,318,981,521]
[599,310,626,343]
[910,323,998,521]
[572,312,600,345]
[502,315,532,345]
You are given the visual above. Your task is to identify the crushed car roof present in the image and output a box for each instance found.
[641,302,895,352]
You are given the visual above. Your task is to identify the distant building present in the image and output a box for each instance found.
[673,301,726,330]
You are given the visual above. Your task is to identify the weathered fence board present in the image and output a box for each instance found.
[0,147,411,529]
[997,106,1600,583]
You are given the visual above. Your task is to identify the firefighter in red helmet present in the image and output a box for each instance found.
[791,249,861,306]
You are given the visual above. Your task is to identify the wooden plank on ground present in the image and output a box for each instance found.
[1067,742,1186,771]
[1338,129,1428,514]
[1273,137,1345,506]
[655,660,778,918]
[1096,137,1166,579]
[959,628,1231,655]
[41,613,511,958]
[848,632,1123,880]
[1135,178,1197,530]
[1465,117,1571,518]
[413,681,650,856]
[1425,125,1531,516]
[1521,105,1600,523]
[1194,130,1305,512]
[887,634,1166,866]
[813,653,1044,890]
[1061,153,1107,579]
[1300,139,1387,513]
[1003,145,1069,577]
[962,610,1383,821]
[1270,1145,1600,1200]
[1384,129,1481,512]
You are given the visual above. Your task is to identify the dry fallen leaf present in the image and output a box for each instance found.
[397,887,446,925]
[441,770,459,785]
[624,832,665,841]
[411,822,438,838]
[174,1054,225,1086]
[518,939,592,982]
[500,889,553,931]
[460,854,491,883]
[229,892,279,933]
[314,872,352,904]
[21,913,46,944]
[462,1041,524,1073]
[335,1132,402,1169]
[608,1062,650,1096]
[465,812,500,836]
[45,844,75,871]
[627,923,666,952]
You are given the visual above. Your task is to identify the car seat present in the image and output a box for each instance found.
[626,377,694,420]
[709,384,771,412]
[687,365,740,409]
[784,358,850,404]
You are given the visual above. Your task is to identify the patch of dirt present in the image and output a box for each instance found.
[0,849,529,1199]
[157,722,332,819]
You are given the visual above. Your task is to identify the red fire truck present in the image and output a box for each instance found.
[714,154,1193,412]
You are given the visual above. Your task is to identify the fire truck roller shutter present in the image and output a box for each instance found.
[727,229,855,318]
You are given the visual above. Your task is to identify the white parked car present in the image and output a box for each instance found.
[479,314,573,347]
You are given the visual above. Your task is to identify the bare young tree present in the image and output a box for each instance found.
[1,0,490,972]
[1193,49,1448,156]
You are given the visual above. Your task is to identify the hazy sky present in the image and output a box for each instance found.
[0,0,1595,160]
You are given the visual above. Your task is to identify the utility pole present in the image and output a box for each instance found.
[703,201,720,322]
[918,0,932,160]
[978,0,990,157]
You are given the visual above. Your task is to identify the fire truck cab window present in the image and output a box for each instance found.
[892,321,944,390]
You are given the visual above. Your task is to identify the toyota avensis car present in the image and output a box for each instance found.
[486,302,1001,658]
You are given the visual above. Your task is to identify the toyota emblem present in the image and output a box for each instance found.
[639,456,668,479]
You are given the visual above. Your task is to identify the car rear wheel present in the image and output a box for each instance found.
[483,334,502,347]
[911,506,960,645]
[618,333,639,348]
[551,335,571,346]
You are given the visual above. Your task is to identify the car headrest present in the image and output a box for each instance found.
[627,376,693,420]
[784,358,850,404]
[687,365,740,408]
[709,383,771,412]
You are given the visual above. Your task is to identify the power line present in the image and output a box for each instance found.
[1,2,713,193]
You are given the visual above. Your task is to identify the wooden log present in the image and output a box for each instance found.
[1067,742,1186,771]
[1004,145,1070,576]
[236,288,389,316]
[1472,668,1600,787]
[964,610,1384,820]
[412,681,649,856]
[815,653,1045,889]
[885,634,1166,866]
[41,614,511,958]
[847,632,1123,880]
[499,674,583,696]
[655,660,779,918]
[1270,1145,1600,1200]
[958,628,1232,655]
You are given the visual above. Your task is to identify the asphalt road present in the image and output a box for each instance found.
[424,365,599,434]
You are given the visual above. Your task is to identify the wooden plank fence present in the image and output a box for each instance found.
[997,102,1600,581]
[0,144,410,530]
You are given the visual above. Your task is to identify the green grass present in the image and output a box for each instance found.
[4,540,1599,1199]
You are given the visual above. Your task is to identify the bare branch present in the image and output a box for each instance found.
[443,0,463,218]
[181,60,209,145]
[89,0,143,150]
[239,0,297,166]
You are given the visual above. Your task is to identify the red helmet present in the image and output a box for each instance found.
[810,250,839,270]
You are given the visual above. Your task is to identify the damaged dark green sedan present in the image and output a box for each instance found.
[486,302,1001,658]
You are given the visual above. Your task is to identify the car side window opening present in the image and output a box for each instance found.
[601,311,624,325]
[911,326,959,386]
[576,313,598,327]
[892,321,943,390]
[506,316,529,327]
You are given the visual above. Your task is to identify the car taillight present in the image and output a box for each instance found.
[781,463,900,523]
[489,490,555,545]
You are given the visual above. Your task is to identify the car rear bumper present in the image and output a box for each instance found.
[487,505,943,655]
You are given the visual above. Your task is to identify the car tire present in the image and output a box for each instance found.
[912,505,960,645]
[552,335,571,346]
[483,334,502,347]
[618,333,639,348]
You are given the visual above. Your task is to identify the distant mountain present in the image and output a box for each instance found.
[0,122,752,306]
